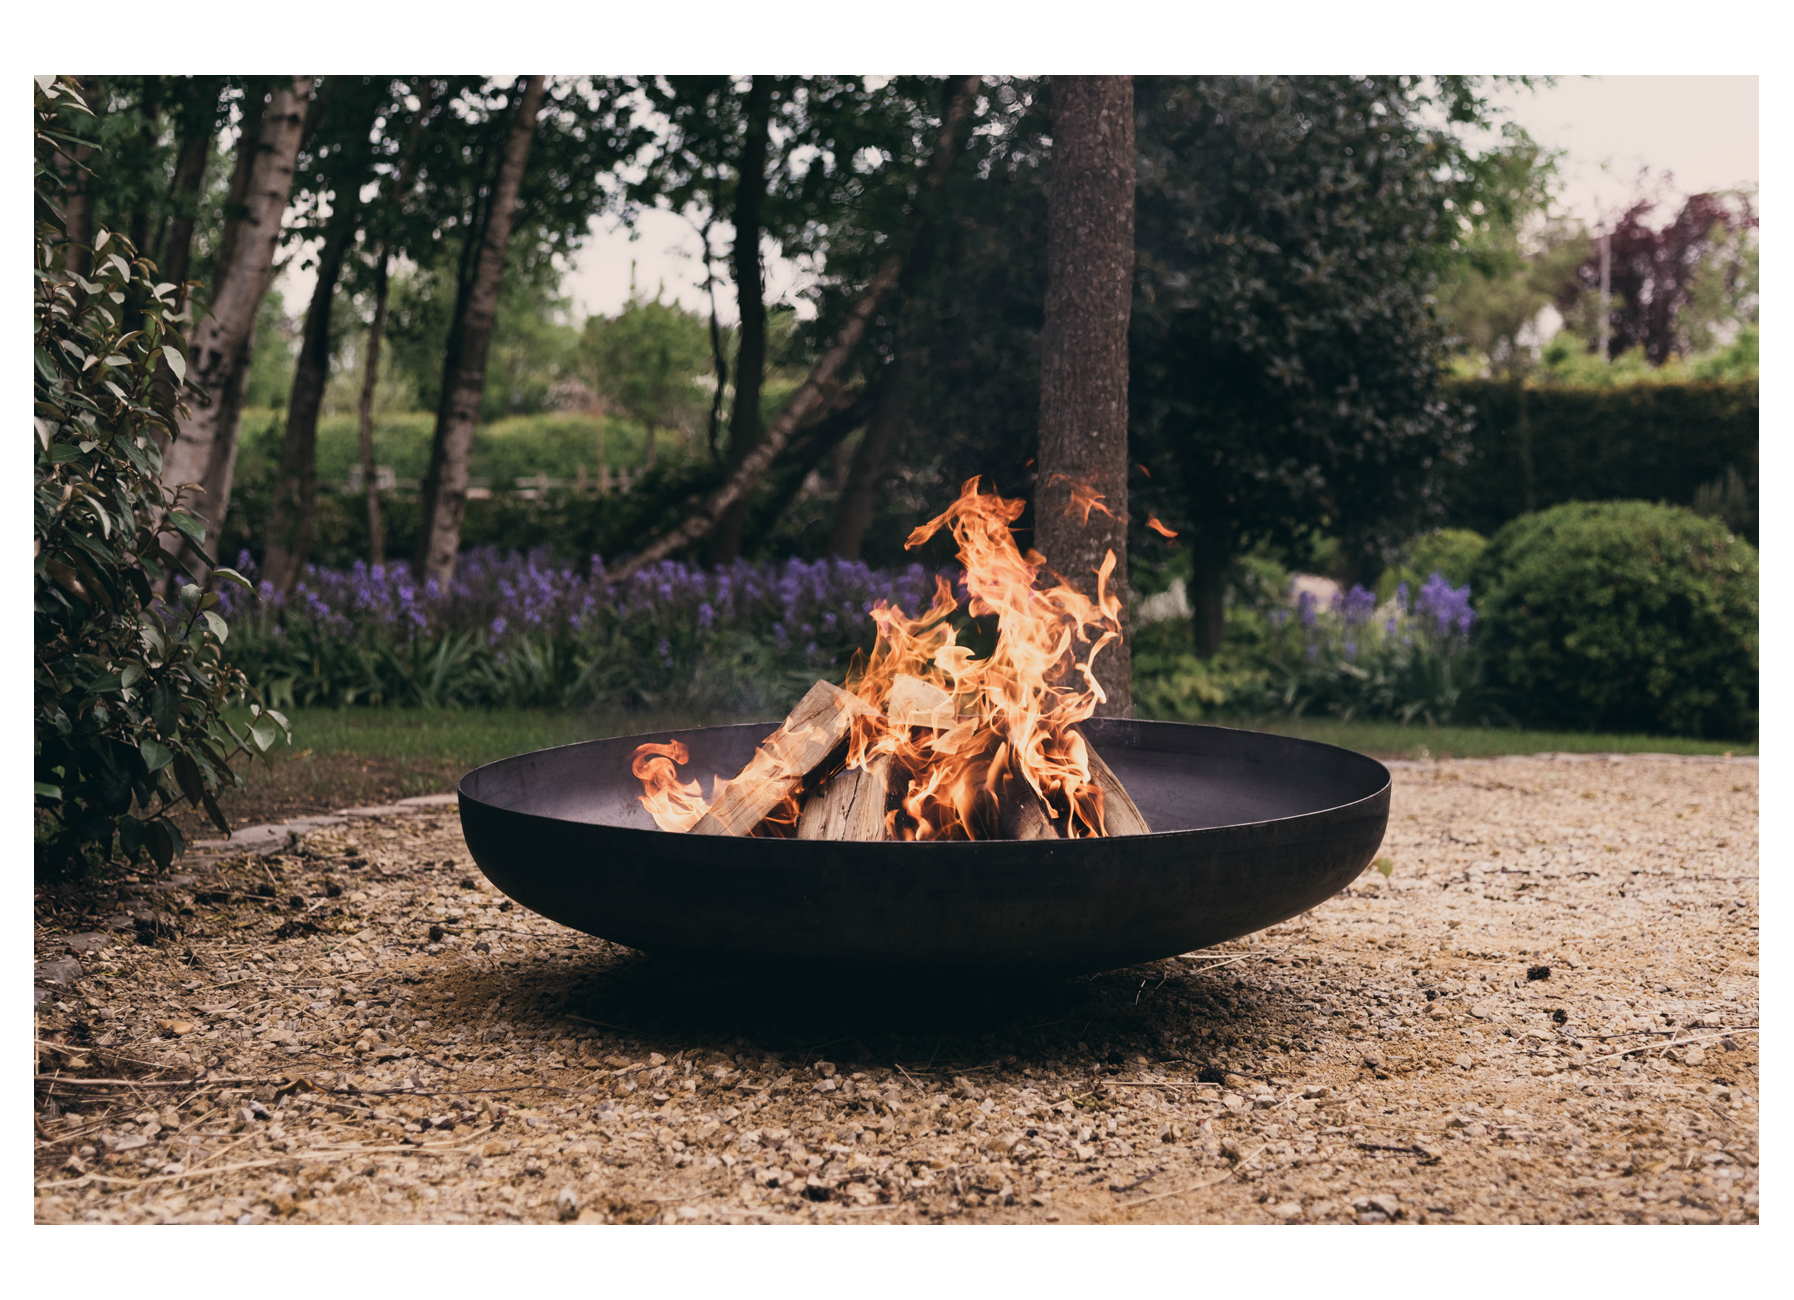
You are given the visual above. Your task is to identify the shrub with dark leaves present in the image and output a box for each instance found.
[33,78,286,877]
[1473,501,1757,738]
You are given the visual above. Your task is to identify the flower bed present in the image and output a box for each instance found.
[220,549,954,714]
[1136,572,1487,726]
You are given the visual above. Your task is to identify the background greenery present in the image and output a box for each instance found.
[41,75,1760,861]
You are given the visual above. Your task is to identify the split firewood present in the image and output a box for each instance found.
[886,673,956,730]
[1078,734,1151,836]
[691,681,875,837]
[797,755,892,841]
[997,781,1062,841]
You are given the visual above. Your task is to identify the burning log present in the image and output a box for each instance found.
[886,673,956,730]
[632,480,1160,841]
[998,782,1062,841]
[797,754,892,841]
[1080,734,1151,837]
[689,681,874,837]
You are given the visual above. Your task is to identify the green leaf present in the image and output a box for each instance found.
[161,344,186,385]
[34,782,62,800]
[171,752,205,806]
[49,442,83,464]
[200,787,230,834]
[148,681,178,733]
[248,719,277,753]
[212,567,254,591]
[120,662,145,689]
[169,511,207,545]
[139,737,173,772]
[201,610,228,642]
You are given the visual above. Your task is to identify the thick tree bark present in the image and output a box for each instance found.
[260,206,360,592]
[1035,76,1136,718]
[610,76,982,583]
[158,76,313,584]
[358,253,391,566]
[417,75,546,587]
[707,75,775,565]
[828,356,909,560]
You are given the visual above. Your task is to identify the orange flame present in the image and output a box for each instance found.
[630,740,712,832]
[1049,472,1116,526]
[845,476,1122,839]
[633,477,1127,839]
[1146,516,1178,539]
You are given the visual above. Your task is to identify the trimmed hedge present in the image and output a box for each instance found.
[1444,380,1758,542]
[1472,501,1757,739]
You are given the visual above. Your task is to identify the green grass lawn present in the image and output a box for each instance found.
[1217,715,1754,760]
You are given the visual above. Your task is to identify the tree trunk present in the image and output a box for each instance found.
[750,380,882,540]
[128,76,161,255]
[54,76,104,276]
[358,252,391,566]
[609,76,982,583]
[158,76,313,584]
[260,204,360,592]
[1034,76,1136,718]
[1189,535,1228,660]
[414,190,485,567]
[707,75,775,565]
[416,75,546,587]
[828,356,908,559]
[158,77,225,305]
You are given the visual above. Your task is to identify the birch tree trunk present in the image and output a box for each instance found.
[1035,76,1135,718]
[707,75,774,565]
[609,76,981,583]
[417,75,546,587]
[158,76,313,582]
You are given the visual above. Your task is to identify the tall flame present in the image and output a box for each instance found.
[633,477,1125,838]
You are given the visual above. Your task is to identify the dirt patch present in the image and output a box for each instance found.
[34,755,1758,1225]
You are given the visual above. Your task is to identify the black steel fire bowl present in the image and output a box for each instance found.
[458,718,1389,979]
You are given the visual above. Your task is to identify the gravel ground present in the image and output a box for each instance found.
[33,754,1758,1225]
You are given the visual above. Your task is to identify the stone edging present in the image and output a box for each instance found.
[190,792,459,858]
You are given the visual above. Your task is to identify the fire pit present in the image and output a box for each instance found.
[457,718,1389,977]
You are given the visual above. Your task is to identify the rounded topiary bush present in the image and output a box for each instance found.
[1472,501,1757,738]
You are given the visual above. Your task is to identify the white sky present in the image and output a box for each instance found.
[274,75,1760,325]
[1489,75,1758,227]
